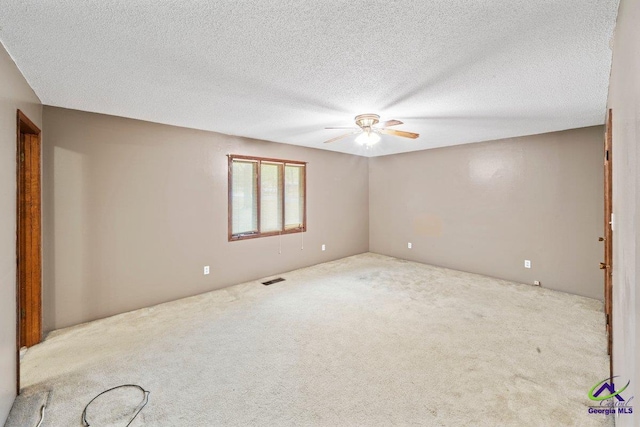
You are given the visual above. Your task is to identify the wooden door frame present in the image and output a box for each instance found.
[603,108,613,378]
[16,109,42,395]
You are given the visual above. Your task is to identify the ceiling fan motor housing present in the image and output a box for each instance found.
[355,113,380,131]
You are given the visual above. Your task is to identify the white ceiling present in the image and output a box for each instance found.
[0,1,619,157]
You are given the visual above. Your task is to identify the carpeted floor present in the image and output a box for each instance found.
[8,253,611,426]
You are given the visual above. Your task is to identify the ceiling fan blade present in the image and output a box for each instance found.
[378,119,403,128]
[379,128,419,139]
[325,126,359,130]
[323,131,359,144]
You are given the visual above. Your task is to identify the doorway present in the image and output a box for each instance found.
[16,110,42,394]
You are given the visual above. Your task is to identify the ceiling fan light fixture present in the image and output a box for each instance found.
[356,131,381,146]
[323,113,417,145]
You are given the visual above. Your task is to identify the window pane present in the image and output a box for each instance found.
[285,165,304,229]
[231,160,258,235]
[260,163,283,233]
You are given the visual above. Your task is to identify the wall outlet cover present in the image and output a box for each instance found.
[524,260,531,268]
[204,266,210,275]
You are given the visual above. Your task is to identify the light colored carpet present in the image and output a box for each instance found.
[4,389,49,427]
[8,253,611,426]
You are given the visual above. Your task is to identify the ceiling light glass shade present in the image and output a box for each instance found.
[356,131,381,145]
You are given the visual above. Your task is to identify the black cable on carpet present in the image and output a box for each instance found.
[81,384,150,427]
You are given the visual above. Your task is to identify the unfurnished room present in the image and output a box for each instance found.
[0,1,639,426]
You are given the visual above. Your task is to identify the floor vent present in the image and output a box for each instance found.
[262,277,285,286]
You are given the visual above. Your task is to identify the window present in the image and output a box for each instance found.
[229,155,306,240]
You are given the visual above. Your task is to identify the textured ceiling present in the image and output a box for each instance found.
[0,1,619,157]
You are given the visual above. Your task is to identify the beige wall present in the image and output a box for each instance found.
[0,43,42,424]
[42,106,369,331]
[607,0,639,425]
[369,126,604,300]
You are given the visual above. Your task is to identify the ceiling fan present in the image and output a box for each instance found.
[324,113,419,145]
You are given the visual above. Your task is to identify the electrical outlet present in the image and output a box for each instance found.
[524,260,531,269]
[322,244,326,251]
[204,266,210,275]
[408,242,412,249]
[534,280,541,286]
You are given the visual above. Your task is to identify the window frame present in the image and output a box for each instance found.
[228,154,307,241]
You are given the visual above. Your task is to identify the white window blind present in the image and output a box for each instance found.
[284,164,304,229]
[231,160,258,235]
[260,162,283,233]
